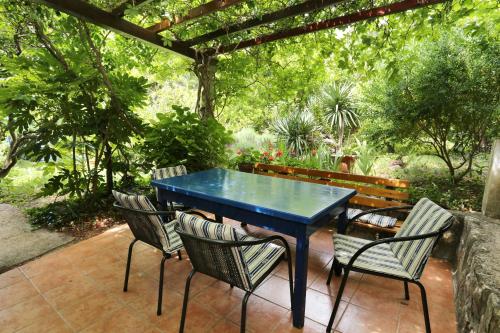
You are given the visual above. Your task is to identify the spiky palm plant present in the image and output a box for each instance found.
[272,111,318,156]
[317,82,359,154]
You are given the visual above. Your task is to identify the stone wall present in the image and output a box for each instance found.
[453,212,500,333]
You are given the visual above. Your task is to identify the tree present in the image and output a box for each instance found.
[313,82,359,154]
[0,1,148,196]
[369,29,499,183]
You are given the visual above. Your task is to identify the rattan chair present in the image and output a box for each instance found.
[325,198,454,333]
[112,190,209,316]
[152,165,188,211]
[174,211,294,333]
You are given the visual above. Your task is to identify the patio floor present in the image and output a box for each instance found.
[0,218,457,333]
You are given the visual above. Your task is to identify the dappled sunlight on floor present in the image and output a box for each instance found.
[0,220,457,333]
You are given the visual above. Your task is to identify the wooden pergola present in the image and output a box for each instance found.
[34,0,446,116]
[37,0,446,59]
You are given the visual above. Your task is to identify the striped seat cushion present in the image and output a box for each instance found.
[238,233,285,285]
[152,165,187,180]
[348,208,398,228]
[152,165,188,207]
[334,234,411,279]
[391,198,453,279]
[112,190,182,254]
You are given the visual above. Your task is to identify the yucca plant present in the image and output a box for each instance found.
[354,138,377,176]
[272,111,319,156]
[316,82,359,154]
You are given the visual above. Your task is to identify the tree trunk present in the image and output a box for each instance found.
[194,55,217,119]
[105,142,113,194]
[338,118,344,155]
[0,156,17,178]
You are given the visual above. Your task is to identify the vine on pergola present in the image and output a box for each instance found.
[35,0,450,119]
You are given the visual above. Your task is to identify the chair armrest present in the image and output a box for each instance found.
[114,202,216,222]
[174,225,292,258]
[113,202,176,217]
[343,219,453,272]
[348,205,413,223]
[184,210,217,222]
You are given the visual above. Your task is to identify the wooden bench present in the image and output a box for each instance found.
[254,163,411,235]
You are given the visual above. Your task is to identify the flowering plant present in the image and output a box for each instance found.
[259,142,284,164]
[230,148,261,167]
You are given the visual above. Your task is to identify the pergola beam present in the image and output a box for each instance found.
[110,0,153,17]
[35,0,196,59]
[148,0,243,33]
[185,0,346,47]
[204,0,446,55]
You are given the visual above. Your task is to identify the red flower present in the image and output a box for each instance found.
[269,156,274,161]
[276,150,283,157]
[263,151,269,156]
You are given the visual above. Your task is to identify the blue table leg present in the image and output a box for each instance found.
[292,231,309,328]
[337,203,348,234]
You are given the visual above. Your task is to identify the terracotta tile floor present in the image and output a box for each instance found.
[0,219,457,333]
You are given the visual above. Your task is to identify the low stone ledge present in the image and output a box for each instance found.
[453,212,500,333]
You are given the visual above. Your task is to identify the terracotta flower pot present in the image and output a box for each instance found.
[238,163,254,173]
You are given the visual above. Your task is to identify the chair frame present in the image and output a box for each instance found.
[328,204,415,283]
[113,203,210,316]
[347,205,414,224]
[175,226,294,333]
[326,218,453,333]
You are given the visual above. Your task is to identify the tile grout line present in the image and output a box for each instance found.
[17,267,77,333]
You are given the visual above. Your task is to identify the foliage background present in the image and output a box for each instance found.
[0,0,498,231]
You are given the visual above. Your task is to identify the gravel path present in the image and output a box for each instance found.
[0,203,73,272]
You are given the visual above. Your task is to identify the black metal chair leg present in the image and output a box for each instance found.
[327,258,342,285]
[179,270,196,333]
[326,268,350,332]
[123,239,138,292]
[177,250,182,260]
[404,281,410,300]
[157,255,167,316]
[333,258,342,277]
[416,281,431,333]
[240,291,252,333]
[327,262,335,285]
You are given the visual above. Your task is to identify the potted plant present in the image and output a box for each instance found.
[230,148,260,173]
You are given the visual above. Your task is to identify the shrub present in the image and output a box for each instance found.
[27,193,113,230]
[232,128,276,152]
[354,139,377,175]
[272,111,319,156]
[141,105,233,172]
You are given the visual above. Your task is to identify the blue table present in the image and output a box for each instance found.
[152,168,356,328]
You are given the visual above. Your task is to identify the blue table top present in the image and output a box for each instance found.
[151,168,356,224]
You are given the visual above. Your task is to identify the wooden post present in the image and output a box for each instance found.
[482,139,500,219]
[193,55,217,119]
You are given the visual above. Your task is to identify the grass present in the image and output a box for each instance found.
[0,160,54,207]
